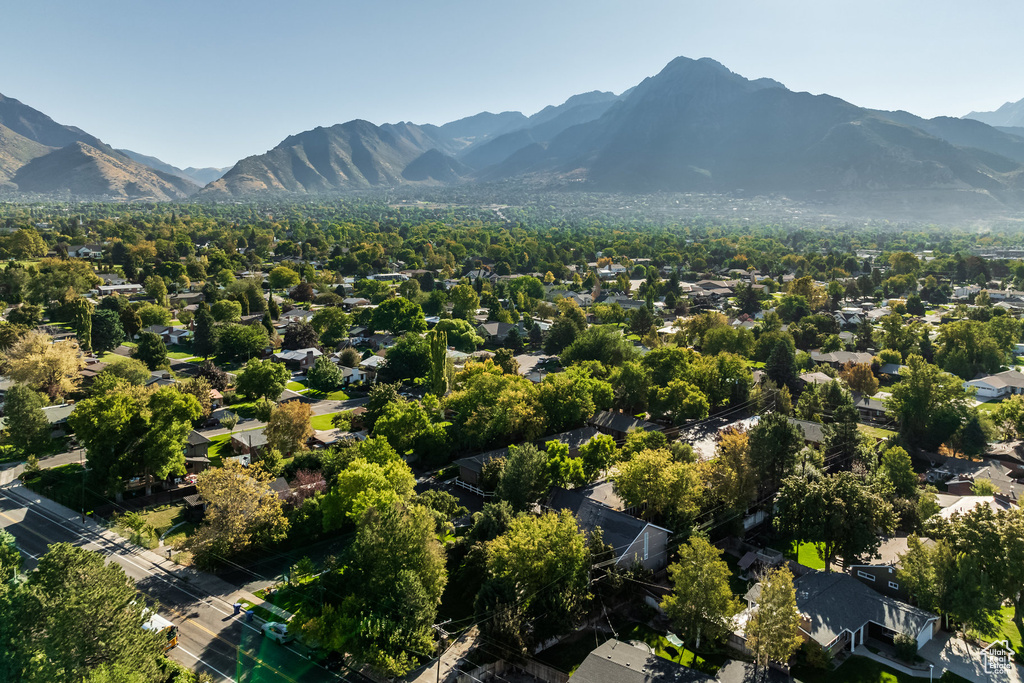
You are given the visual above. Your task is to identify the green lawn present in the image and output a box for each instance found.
[858,424,897,440]
[794,654,970,683]
[253,583,317,617]
[304,388,350,401]
[975,400,1004,416]
[309,413,339,431]
[978,606,1022,653]
[617,622,726,674]
[137,504,186,535]
[773,540,827,570]
[163,522,197,549]
[286,381,307,391]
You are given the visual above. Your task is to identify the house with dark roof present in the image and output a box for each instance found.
[787,418,825,446]
[588,410,663,440]
[568,639,712,683]
[736,571,939,660]
[274,347,322,372]
[851,393,887,423]
[810,350,875,369]
[454,447,508,490]
[845,535,933,601]
[547,486,670,571]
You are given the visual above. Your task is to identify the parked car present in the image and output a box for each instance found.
[261,622,294,644]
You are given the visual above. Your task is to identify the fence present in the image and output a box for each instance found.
[456,659,569,683]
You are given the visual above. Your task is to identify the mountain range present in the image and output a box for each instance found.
[5,59,1024,210]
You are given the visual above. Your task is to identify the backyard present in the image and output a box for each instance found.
[793,654,971,683]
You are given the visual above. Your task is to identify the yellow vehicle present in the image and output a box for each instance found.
[143,613,179,651]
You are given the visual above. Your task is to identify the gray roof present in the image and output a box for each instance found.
[569,639,711,683]
[588,410,661,435]
[547,487,664,561]
[187,430,211,446]
[454,447,509,475]
[544,426,600,451]
[790,572,937,647]
[788,418,825,444]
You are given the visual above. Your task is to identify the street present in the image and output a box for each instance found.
[0,484,345,683]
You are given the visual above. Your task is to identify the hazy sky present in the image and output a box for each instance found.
[5,0,1024,169]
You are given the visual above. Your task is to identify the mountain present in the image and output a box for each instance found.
[0,93,102,148]
[117,149,228,186]
[479,57,1024,200]
[11,142,198,200]
[0,92,203,200]
[401,149,470,183]
[436,111,529,145]
[459,91,621,170]
[0,123,52,185]
[198,120,460,198]
[965,98,1024,128]
[870,111,1024,166]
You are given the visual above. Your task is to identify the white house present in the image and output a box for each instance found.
[964,369,1024,399]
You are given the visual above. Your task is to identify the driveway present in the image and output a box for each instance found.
[920,632,1024,683]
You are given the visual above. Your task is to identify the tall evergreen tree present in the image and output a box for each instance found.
[427,329,449,397]
[193,306,217,359]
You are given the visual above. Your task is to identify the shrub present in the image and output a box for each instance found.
[894,632,917,662]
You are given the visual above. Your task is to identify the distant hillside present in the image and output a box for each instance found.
[199,120,461,198]
[118,149,228,186]
[0,123,52,185]
[478,57,1024,201]
[436,111,529,145]
[965,97,1024,128]
[0,93,101,148]
[12,142,198,200]
[0,92,203,200]
[401,149,470,183]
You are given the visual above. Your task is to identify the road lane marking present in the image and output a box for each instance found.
[174,645,235,683]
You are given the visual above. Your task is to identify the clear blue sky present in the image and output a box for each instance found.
[4,0,1023,169]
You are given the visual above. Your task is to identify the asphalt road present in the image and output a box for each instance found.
[0,485,347,683]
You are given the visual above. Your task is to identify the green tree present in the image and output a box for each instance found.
[766,340,797,392]
[132,331,167,370]
[189,462,289,566]
[235,357,291,402]
[210,299,242,323]
[307,354,344,393]
[748,412,803,491]
[495,443,550,512]
[774,472,895,572]
[144,275,168,307]
[449,284,479,320]
[377,333,431,384]
[1,384,50,456]
[877,446,918,498]
[578,433,617,481]
[887,354,971,449]
[322,458,416,527]
[434,318,483,352]
[101,357,151,386]
[481,510,590,642]
[427,328,450,397]
[0,529,20,584]
[90,309,125,354]
[662,536,742,649]
[310,307,352,347]
[268,266,300,291]
[192,306,218,359]
[302,503,446,677]
[69,298,92,354]
[746,566,804,670]
[560,325,638,367]
[610,360,651,413]
[216,322,268,361]
[265,401,313,456]
[536,366,613,432]
[13,544,165,681]
[613,448,701,525]
[371,297,427,335]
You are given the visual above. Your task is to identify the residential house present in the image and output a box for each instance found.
[588,410,663,440]
[96,272,127,286]
[142,325,190,345]
[964,369,1024,400]
[342,297,371,311]
[799,371,834,387]
[567,639,712,683]
[942,458,1023,504]
[851,392,887,423]
[274,348,322,372]
[358,354,386,381]
[67,244,103,259]
[230,429,268,458]
[79,360,108,385]
[96,284,143,296]
[735,572,939,660]
[279,308,315,324]
[788,418,825,446]
[547,485,670,571]
[544,426,600,455]
[476,321,523,344]
[938,494,1017,519]
[845,535,932,601]
[810,350,875,368]
[455,446,508,491]
[184,431,212,476]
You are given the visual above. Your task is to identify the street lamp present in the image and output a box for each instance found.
[929,664,934,683]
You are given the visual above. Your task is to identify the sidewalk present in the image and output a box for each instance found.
[2,483,294,623]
